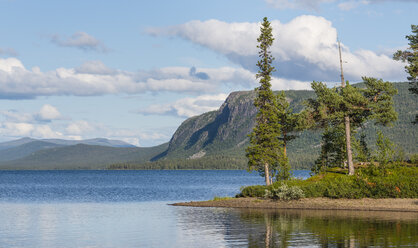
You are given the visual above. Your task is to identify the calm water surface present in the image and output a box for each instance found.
[0,170,416,247]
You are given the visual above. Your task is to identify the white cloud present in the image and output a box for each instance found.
[33,125,63,139]
[0,106,64,139]
[0,57,24,73]
[1,104,61,123]
[271,78,311,90]
[139,93,229,118]
[38,104,61,121]
[51,32,108,52]
[0,122,62,139]
[0,122,34,136]
[147,16,406,83]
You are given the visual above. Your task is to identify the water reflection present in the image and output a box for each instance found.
[176,207,418,247]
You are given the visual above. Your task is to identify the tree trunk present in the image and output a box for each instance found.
[345,116,355,175]
[339,40,354,175]
[264,163,271,186]
[283,132,287,157]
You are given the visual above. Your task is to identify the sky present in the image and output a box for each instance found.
[0,0,416,147]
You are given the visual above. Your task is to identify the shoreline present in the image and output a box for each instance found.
[171,197,418,212]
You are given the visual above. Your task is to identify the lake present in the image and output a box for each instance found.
[0,170,416,247]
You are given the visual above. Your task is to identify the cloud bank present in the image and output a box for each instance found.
[0,57,310,99]
[0,58,218,98]
[147,16,405,83]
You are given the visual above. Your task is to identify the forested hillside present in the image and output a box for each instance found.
[0,143,168,170]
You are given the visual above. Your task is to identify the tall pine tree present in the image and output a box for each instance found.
[246,17,282,185]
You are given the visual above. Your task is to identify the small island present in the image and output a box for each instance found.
[173,165,418,212]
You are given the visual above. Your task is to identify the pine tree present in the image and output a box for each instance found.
[307,78,397,174]
[246,17,282,186]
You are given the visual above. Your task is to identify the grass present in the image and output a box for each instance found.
[211,196,234,201]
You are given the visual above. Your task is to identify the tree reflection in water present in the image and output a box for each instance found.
[175,207,418,247]
[240,209,417,248]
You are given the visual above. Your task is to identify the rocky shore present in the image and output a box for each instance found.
[172,197,418,212]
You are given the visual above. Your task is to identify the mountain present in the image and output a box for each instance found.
[0,137,137,162]
[0,143,168,170]
[0,140,64,162]
[0,137,135,151]
[0,137,37,151]
[139,82,416,169]
[41,138,136,147]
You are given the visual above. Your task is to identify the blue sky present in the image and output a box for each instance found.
[0,0,416,146]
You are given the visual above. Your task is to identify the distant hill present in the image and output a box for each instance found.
[0,140,64,162]
[0,143,168,170]
[41,138,137,148]
[0,137,37,151]
[0,137,135,152]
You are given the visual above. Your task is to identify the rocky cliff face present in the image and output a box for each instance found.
[162,91,257,159]
[155,89,317,161]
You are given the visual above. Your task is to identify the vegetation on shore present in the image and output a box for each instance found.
[239,163,417,199]
[108,155,247,170]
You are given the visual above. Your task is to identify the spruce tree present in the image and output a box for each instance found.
[246,17,282,186]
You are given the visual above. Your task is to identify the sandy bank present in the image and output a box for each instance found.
[172,197,418,212]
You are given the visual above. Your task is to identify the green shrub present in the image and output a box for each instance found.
[239,185,267,197]
[265,183,305,200]
[239,165,417,199]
